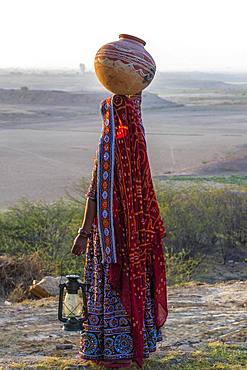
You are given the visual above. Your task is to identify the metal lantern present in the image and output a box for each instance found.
[58,274,88,331]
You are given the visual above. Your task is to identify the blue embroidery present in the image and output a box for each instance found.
[96,96,117,264]
[104,152,109,161]
[80,234,163,361]
[82,333,98,355]
[104,228,109,236]
[115,333,133,354]
[103,171,108,180]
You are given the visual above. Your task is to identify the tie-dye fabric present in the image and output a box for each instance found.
[79,94,168,369]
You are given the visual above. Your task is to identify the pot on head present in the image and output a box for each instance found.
[94,34,156,95]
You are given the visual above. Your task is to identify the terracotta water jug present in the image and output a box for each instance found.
[94,34,156,95]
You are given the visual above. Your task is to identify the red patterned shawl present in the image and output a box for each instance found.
[98,94,168,368]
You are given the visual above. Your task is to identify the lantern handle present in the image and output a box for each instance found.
[58,283,67,323]
[59,251,88,285]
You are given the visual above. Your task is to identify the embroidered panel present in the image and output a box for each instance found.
[79,230,163,361]
[96,96,117,264]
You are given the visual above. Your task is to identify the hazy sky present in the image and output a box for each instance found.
[1,0,246,72]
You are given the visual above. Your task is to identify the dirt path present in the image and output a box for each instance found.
[0,280,246,368]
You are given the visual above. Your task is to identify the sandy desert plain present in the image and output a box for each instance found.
[0,70,247,209]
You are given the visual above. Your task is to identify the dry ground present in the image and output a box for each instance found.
[1,98,246,209]
[0,280,246,369]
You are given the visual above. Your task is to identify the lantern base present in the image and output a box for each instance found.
[62,317,82,332]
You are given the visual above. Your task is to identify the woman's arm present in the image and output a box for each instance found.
[80,197,96,233]
[71,154,98,256]
[81,154,98,231]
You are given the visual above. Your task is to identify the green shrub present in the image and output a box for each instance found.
[0,198,85,275]
[157,182,247,264]
[0,179,246,286]
[165,248,202,285]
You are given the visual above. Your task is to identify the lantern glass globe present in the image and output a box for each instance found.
[64,292,83,318]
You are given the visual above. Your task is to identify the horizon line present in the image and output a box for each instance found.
[1,66,247,74]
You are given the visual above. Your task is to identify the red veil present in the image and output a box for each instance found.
[96,94,168,368]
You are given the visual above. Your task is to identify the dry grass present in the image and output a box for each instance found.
[0,253,44,301]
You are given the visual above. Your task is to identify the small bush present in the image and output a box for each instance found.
[157,182,247,264]
[166,248,202,285]
[0,198,86,276]
[0,253,44,299]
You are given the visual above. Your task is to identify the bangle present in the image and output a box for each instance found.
[77,227,91,238]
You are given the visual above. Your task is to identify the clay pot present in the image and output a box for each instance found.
[94,34,156,95]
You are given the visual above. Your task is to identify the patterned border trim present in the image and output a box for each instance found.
[96,96,117,264]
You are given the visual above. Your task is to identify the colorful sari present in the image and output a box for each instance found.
[79,94,168,369]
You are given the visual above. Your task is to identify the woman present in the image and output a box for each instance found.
[71,93,168,369]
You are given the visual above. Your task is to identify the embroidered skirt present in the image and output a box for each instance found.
[78,224,163,365]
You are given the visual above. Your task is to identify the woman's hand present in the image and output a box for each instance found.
[71,235,88,256]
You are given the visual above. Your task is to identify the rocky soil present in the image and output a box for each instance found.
[0,280,246,369]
